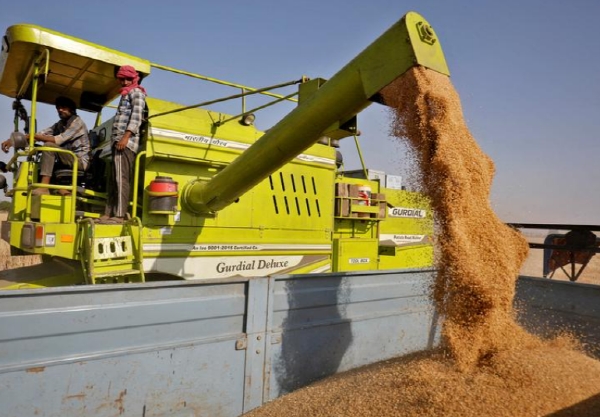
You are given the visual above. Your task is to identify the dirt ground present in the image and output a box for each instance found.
[0,212,42,272]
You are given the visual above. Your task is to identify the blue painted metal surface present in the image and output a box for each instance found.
[0,278,250,417]
[264,270,438,399]
[0,269,438,417]
[515,276,600,358]
[1,271,598,416]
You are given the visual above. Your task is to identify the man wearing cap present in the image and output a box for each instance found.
[99,65,147,224]
[1,96,91,196]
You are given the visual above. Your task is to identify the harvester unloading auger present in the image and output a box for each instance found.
[184,12,449,214]
[0,12,449,288]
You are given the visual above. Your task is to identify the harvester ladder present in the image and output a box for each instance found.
[79,218,145,285]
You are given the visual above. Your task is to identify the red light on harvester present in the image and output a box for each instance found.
[148,176,179,214]
[35,225,44,247]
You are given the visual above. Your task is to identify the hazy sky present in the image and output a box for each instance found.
[0,0,598,225]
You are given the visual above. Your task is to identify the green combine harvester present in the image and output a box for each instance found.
[0,12,449,288]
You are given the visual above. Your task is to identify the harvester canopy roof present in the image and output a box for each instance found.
[0,24,151,112]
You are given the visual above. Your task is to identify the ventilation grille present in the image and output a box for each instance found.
[269,173,321,217]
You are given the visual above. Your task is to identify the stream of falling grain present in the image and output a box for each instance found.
[245,67,600,416]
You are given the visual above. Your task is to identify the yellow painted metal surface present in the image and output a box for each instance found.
[378,189,434,270]
[30,195,70,223]
[333,238,379,272]
[0,24,151,110]
[0,11,446,286]
[182,11,449,214]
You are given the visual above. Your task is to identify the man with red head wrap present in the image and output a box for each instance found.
[99,65,147,224]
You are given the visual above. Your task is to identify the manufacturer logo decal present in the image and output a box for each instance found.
[216,258,290,273]
[388,207,427,218]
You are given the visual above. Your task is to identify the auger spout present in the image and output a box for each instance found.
[182,11,449,214]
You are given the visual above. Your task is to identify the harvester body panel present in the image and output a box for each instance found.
[0,11,447,288]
